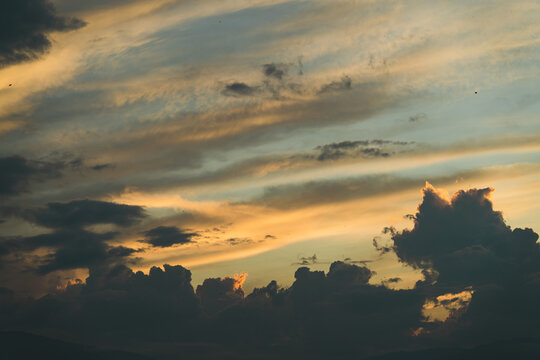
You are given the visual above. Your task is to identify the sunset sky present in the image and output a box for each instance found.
[1,1,540,359]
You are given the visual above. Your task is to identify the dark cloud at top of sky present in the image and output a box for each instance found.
[0,0,85,67]
[21,199,146,229]
[0,156,63,197]
[141,225,198,247]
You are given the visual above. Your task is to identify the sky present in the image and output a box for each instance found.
[1,1,540,359]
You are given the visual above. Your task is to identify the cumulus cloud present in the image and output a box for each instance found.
[0,0,85,67]
[380,183,540,343]
[0,259,426,358]
[389,183,540,289]
[196,275,245,315]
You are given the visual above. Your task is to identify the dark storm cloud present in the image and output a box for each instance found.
[0,155,63,197]
[141,226,198,247]
[0,264,200,342]
[0,260,425,359]
[389,185,540,288]
[380,184,540,345]
[0,0,85,67]
[222,82,257,97]
[318,75,352,93]
[196,276,244,315]
[21,199,146,229]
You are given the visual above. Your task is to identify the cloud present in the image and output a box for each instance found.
[0,259,425,358]
[30,230,119,274]
[21,199,146,229]
[1,184,540,358]
[196,275,245,315]
[1,199,146,274]
[222,82,258,97]
[318,75,352,94]
[226,237,253,246]
[0,155,63,197]
[91,163,113,171]
[0,0,85,67]
[1,229,143,274]
[389,183,540,288]
[141,226,198,247]
[315,139,412,161]
[262,63,290,80]
[381,183,540,343]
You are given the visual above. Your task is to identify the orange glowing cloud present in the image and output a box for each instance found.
[232,273,248,291]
